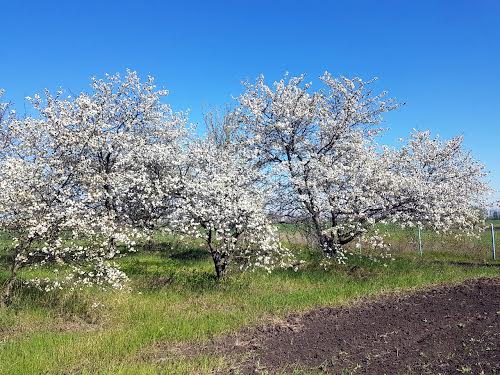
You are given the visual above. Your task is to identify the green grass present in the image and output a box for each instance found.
[0,230,500,374]
[487,219,500,226]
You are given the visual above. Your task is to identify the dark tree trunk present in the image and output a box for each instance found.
[205,228,228,280]
[308,213,339,256]
[319,234,338,256]
[211,251,228,280]
[2,277,16,307]
[1,262,20,307]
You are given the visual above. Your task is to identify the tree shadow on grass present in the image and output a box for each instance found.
[119,246,220,292]
[137,241,210,262]
[168,247,209,261]
[132,267,221,292]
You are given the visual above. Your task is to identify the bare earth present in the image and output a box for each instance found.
[175,278,500,374]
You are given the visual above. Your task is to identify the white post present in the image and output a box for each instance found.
[492,223,496,261]
[418,227,423,256]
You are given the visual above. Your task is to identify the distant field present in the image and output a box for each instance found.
[0,227,499,374]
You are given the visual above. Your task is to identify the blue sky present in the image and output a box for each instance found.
[1,0,499,200]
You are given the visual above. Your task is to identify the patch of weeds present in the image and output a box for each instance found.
[0,308,17,332]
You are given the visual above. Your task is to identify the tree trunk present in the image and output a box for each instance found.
[319,234,338,257]
[205,228,229,280]
[1,262,20,307]
[1,277,16,307]
[107,237,117,257]
[309,214,339,257]
[211,251,228,280]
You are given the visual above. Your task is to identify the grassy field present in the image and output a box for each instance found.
[0,228,500,375]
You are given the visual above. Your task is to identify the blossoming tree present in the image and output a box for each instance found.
[0,71,186,304]
[235,72,487,256]
[172,135,293,279]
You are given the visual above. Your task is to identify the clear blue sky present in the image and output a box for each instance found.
[1,0,499,200]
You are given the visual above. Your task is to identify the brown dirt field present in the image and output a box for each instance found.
[159,278,500,374]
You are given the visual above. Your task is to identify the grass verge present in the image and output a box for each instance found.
[0,233,499,374]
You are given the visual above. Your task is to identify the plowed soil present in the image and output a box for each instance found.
[183,278,500,374]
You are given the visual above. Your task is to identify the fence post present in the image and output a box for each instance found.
[492,223,496,261]
[418,227,423,256]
